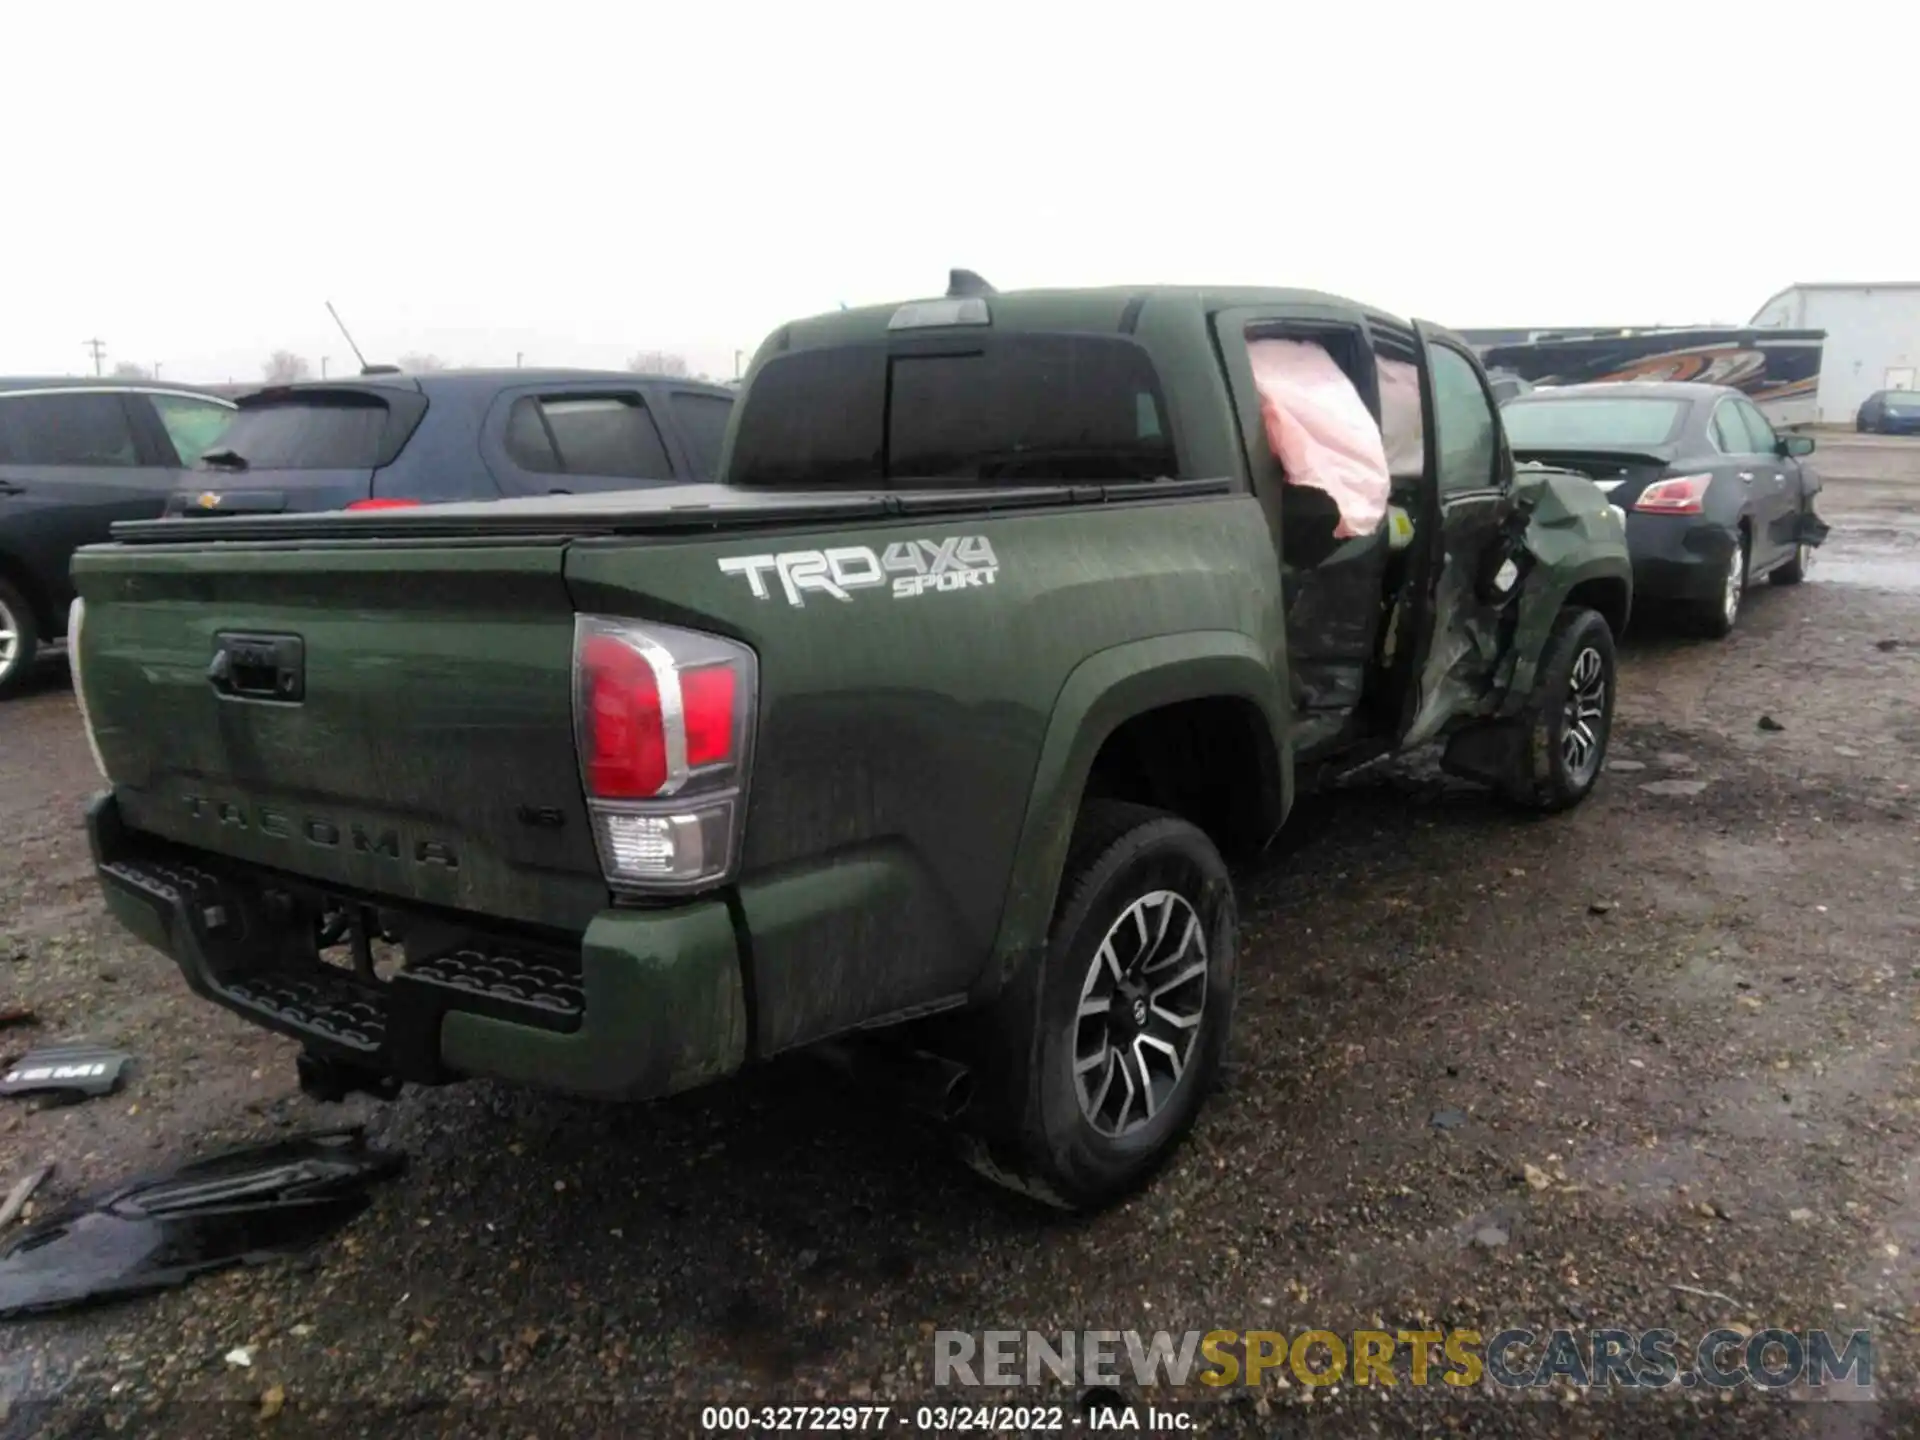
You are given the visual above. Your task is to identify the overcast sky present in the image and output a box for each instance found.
[3,2,1905,385]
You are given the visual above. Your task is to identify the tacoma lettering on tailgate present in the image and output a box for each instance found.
[181,796,460,870]
[718,536,999,607]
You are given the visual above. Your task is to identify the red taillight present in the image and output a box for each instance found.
[681,665,737,767]
[346,498,422,511]
[572,617,758,893]
[1633,473,1711,515]
[582,634,667,798]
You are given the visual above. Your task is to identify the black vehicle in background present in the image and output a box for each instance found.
[173,370,736,518]
[0,378,236,696]
[1501,381,1826,639]
[1855,389,1920,435]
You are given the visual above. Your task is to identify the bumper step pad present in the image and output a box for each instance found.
[397,946,584,1027]
[223,973,389,1055]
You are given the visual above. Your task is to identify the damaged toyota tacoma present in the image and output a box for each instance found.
[70,277,1630,1209]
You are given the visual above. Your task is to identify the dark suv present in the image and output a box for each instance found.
[0,378,237,696]
[173,369,736,518]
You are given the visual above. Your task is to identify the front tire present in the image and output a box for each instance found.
[1772,532,1812,586]
[0,580,39,699]
[958,801,1237,1211]
[1504,606,1616,813]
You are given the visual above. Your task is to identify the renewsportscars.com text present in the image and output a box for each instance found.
[934,1328,1873,1391]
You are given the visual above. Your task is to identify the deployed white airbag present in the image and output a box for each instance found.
[1377,357,1426,478]
[1247,338,1390,539]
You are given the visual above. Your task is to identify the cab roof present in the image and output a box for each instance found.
[767,284,1419,353]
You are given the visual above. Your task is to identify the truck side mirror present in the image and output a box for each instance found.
[1779,434,1816,457]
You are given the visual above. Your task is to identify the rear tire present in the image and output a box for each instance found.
[1503,606,1615,813]
[0,580,39,700]
[957,800,1237,1211]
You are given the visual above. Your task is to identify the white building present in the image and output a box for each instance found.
[1751,282,1920,424]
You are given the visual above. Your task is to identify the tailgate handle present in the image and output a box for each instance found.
[209,633,305,702]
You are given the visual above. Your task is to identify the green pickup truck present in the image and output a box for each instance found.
[71,278,1630,1209]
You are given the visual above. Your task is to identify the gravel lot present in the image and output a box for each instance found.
[3,437,1919,1438]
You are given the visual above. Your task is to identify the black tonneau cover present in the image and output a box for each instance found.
[106,478,1233,547]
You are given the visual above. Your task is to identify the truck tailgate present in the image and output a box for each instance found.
[72,540,606,933]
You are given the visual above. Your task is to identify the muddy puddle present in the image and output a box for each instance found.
[1811,514,1920,591]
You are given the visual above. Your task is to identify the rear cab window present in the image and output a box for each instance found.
[727,334,1178,488]
[0,391,141,467]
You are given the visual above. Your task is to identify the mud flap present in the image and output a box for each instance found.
[1796,507,1831,548]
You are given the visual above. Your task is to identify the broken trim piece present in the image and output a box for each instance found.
[0,1126,404,1319]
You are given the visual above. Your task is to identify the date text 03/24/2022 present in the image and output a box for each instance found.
[698,1404,1186,1432]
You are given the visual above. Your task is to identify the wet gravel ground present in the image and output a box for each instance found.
[3,439,1919,1438]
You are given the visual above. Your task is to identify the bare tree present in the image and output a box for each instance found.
[263,351,312,384]
[398,352,449,372]
[111,362,153,380]
[627,350,690,378]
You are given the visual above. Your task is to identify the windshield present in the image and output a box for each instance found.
[728,334,1178,487]
[1500,396,1687,449]
[206,395,392,469]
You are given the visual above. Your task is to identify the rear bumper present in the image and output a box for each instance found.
[1624,514,1738,604]
[87,793,747,1101]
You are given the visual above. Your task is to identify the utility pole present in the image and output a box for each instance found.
[153,363,162,380]
[321,356,330,378]
[515,351,523,368]
[734,349,743,381]
[83,338,106,375]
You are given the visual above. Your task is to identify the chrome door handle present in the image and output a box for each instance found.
[1737,471,1755,483]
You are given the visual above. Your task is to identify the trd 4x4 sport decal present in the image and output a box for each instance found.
[718,537,999,608]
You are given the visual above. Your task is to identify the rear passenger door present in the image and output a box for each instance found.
[0,389,175,618]
[485,383,686,496]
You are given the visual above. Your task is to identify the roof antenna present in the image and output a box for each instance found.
[325,301,374,375]
[947,269,996,299]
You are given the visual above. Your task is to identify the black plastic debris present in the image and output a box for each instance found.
[0,1043,130,1100]
[0,1126,403,1318]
